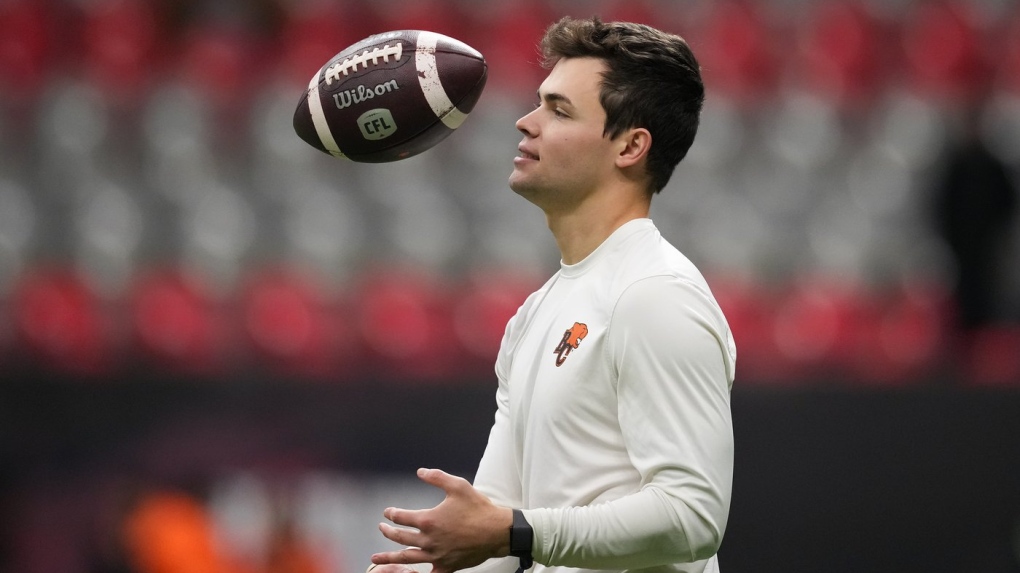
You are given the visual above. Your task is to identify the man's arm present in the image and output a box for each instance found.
[471,365,523,504]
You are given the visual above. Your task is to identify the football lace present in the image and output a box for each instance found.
[324,43,404,85]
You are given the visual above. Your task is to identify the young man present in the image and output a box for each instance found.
[369,16,736,573]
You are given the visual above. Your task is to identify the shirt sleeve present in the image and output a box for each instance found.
[524,275,735,568]
[460,319,526,573]
[471,368,522,507]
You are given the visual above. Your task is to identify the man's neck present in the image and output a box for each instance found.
[547,199,650,265]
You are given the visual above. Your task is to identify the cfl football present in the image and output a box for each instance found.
[293,29,488,162]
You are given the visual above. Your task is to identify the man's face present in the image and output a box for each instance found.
[508,57,619,210]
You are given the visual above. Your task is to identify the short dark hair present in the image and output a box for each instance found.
[540,16,704,194]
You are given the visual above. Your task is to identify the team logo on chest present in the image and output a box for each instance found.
[553,322,588,366]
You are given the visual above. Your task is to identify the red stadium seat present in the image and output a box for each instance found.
[455,0,551,95]
[353,269,460,383]
[690,0,779,105]
[899,0,992,104]
[850,282,950,385]
[128,268,229,376]
[794,0,886,109]
[366,0,465,40]
[450,270,542,376]
[996,10,1020,95]
[278,0,376,86]
[600,0,660,27]
[708,277,782,383]
[80,0,161,104]
[174,25,265,118]
[0,0,55,103]
[963,326,1020,386]
[769,277,872,383]
[239,267,359,381]
[12,267,111,375]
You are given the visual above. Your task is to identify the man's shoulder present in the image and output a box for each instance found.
[603,223,707,297]
[498,272,560,353]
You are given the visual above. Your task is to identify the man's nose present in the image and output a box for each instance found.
[515,108,539,136]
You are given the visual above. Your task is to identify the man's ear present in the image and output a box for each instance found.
[615,127,652,169]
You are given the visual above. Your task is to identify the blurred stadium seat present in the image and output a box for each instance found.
[0,178,35,290]
[770,277,874,382]
[352,268,460,383]
[451,270,542,376]
[239,266,359,380]
[692,0,779,105]
[128,267,231,375]
[793,0,886,108]
[898,0,992,105]
[278,0,376,86]
[963,326,1020,385]
[762,93,843,172]
[999,9,1020,96]
[0,0,54,104]
[708,277,785,384]
[12,267,112,375]
[850,282,949,384]
[367,0,465,40]
[72,176,147,296]
[455,0,551,95]
[79,0,162,104]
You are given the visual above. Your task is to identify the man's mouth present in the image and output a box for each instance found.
[518,149,539,160]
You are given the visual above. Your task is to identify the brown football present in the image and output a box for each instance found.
[293,30,487,163]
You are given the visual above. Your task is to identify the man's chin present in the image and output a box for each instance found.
[508,175,537,199]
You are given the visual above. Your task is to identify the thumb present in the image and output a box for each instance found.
[416,467,461,493]
[367,565,425,573]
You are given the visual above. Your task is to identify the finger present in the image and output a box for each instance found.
[371,547,430,566]
[379,522,422,548]
[384,506,426,528]
[416,467,466,494]
[367,564,422,573]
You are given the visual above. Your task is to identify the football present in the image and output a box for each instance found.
[293,30,488,163]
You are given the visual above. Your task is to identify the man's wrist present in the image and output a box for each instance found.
[509,509,534,570]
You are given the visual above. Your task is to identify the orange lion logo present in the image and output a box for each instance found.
[553,322,588,366]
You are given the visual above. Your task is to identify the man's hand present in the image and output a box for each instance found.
[371,468,514,573]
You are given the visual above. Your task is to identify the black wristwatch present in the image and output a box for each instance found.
[509,509,534,571]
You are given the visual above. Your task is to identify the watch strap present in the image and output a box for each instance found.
[509,509,534,571]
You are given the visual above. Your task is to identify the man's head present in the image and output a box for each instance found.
[539,16,704,194]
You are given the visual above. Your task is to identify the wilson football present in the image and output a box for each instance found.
[293,30,487,163]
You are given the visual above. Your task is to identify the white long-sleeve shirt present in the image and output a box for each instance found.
[472,218,736,573]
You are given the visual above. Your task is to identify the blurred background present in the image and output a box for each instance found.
[1,0,1020,572]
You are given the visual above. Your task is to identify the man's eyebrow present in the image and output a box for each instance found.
[538,91,573,107]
